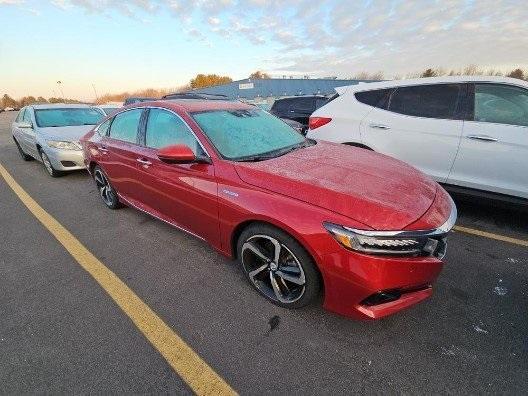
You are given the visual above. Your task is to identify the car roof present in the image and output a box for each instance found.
[30,103,92,110]
[129,99,254,113]
[275,95,327,101]
[337,75,528,94]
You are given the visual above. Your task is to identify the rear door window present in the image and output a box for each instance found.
[108,109,143,143]
[355,89,392,109]
[388,84,461,119]
[474,84,528,127]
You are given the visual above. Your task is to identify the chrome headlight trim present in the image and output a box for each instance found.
[324,196,457,257]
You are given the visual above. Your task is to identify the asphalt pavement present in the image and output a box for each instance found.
[0,111,526,394]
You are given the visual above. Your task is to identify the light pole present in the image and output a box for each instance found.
[57,81,65,99]
[92,83,99,102]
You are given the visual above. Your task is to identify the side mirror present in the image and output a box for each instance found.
[19,121,33,129]
[157,144,197,163]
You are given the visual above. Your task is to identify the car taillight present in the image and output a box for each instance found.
[309,117,332,130]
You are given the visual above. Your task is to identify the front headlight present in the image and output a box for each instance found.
[46,140,82,151]
[323,223,450,258]
[324,197,457,258]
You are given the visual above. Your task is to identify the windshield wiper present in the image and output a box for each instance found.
[236,154,278,162]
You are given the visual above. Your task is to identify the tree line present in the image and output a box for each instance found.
[2,67,525,108]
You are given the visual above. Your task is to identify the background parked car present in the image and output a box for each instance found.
[123,97,156,105]
[270,95,329,129]
[307,76,528,202]
[93,104,121,116]
[280,117,305,134]
[162,92,229,100]
[11,104,104,177]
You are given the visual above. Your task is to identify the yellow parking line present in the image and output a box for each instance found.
[454,225,528,247]
[0,163,236,396]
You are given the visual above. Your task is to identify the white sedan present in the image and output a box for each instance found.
[307,76,528,201]
[12,104,104,177]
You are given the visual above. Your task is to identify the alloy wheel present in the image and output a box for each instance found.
[94,168,115,207]
[41,152,54,176]
[241,234,306,304]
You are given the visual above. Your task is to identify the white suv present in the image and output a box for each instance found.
[307,76,528,201]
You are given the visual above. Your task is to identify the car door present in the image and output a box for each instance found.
[97,108,146,203]
[447,83,528,198]
[360,84,464,182]
[12,107,26,150]
[133,107,219,244]
[21,107,39,157]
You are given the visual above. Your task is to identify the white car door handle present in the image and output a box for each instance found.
[467,135,498,142]
[369,123,391,130]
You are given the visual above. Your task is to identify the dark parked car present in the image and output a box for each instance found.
[124,97,156,106]
[270,95,329,127]
[162,92,229,100]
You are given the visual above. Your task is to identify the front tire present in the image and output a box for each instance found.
[93,165,122,209]
[237,224,321,309]
[39,150,62,177]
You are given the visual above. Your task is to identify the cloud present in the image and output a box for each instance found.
[0,0,25,5]
[46,0,528,76]
[208,16,220,26]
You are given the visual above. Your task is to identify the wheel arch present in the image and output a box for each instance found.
[230,219,325,291]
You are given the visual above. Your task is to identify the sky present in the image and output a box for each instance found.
[1,0,527,101]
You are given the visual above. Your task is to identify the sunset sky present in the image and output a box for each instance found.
[1,0,527,100]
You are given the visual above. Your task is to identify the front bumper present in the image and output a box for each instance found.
[44,147,86,171]
[319,250,443,320]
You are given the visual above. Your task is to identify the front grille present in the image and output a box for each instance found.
[60,161,77,167]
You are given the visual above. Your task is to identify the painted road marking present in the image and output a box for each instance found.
[0,163,236,396]
[454,225,528,247]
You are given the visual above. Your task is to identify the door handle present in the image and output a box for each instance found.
[369,123,391,130]
[98,145,108,153]
[467,135,498,142]
[136,158,152,166]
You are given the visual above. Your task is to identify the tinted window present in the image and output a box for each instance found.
[109,109,142,143]
[15,108,26,122]
[474,84,528,127]
[34,108,104,127]
[292,98,315,113]
[271,99,290,112]
[145,109,201,153]
[315,98,328,109]
[388,84,460,119]
[192,108,305,160]
[355,89,392,108]
[97,118,112,136]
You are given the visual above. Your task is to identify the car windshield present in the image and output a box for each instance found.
[35,108,104,128]
[192,108,308,161]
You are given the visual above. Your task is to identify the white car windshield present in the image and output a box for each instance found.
[35,108,104,128]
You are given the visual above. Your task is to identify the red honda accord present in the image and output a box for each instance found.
[81,100,457,320]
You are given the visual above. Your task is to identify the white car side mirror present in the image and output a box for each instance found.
[19,121,33,129]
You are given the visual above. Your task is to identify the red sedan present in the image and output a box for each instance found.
[81,100,457,320]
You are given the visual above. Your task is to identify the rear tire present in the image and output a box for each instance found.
[39,149,62,177]
[237,224,321,309]
[14,139,33,161]
[93,165,122,209]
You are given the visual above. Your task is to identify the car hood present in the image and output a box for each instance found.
[234,141,438,230]
[39,125,95,141]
